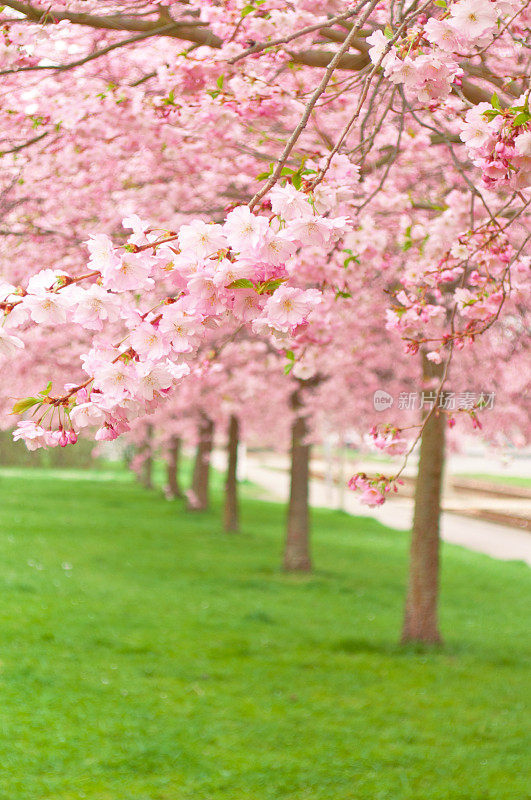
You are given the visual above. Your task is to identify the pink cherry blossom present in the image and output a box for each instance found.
[269,184,311,221]
[223,206,269,252]
[360,486,386,507]
[93,360,138,400]
[86,234,119,273]
[69,402,106,429]
[177,220,227,259]
[136,361,173,401]
[261,286,321,331]
[515,131,531,157]
[450,0,498,39]
[71,284,121,330]
[101,252,154,292]
[0,328,24,358]
[23,293,70,325]
[130,323,170,360]
[158,305,203,352]
[12,421,50,451]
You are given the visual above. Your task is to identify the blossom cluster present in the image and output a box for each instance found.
[367,424,408,455]
[368,0,506,105]
[460,99,531,190]
[347,472,403,507]
[385,222,526,363]
[0,0,528,513]
[3,182,350,450]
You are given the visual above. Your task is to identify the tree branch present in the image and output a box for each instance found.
[0,130,49,155]
[0,23,184,75]
[1,1,497,106]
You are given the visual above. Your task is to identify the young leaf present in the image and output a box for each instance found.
[228,278,254,289]
[12,397,41,414]
[292,172,302,190]
[258,278,286,294]
[513,111,531,126]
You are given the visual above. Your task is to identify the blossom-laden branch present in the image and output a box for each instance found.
[0,0,529,507]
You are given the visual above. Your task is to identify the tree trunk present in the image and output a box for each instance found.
[187,415,214,511]
[402,356,446,645]
[139,424,154,490]
[166,436,184,499]
[224,414,240,533]
[283,389,312,572]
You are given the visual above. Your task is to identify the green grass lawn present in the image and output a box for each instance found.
[455,472,531,490]
[0,467,529,800]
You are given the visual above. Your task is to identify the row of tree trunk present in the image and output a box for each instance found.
[151,366,445,644]
[164,413,241,533]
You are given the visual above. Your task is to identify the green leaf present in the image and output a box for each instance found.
[39,381,52,397]
[384,25,393,39]
[216,74,224,90]
[292,172,302,190]
[229,278,254,289]
[257,162,274,181]
[241,4,254,16]
[343,254,360,268]
[335,290,352,299]
[434,0,446,6]
[284,363,294,375]
[491,93,501,110]
[12,397,41,414]
[258,278,286,294]
[285,350,295,360]
[162,89,176,105]
[513,111,531,126]
[482,109,500,120]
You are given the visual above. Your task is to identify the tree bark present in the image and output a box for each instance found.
[224,414,240,533]
[139,424,154,490]
[166,435,184,499]
[402,356,446,645]
[187,415,214,511]
[283,389,312,572]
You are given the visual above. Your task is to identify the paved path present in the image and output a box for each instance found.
[308,457,531,524]
[215,452,531,567]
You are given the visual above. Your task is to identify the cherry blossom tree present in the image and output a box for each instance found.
[1,0,529,642]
